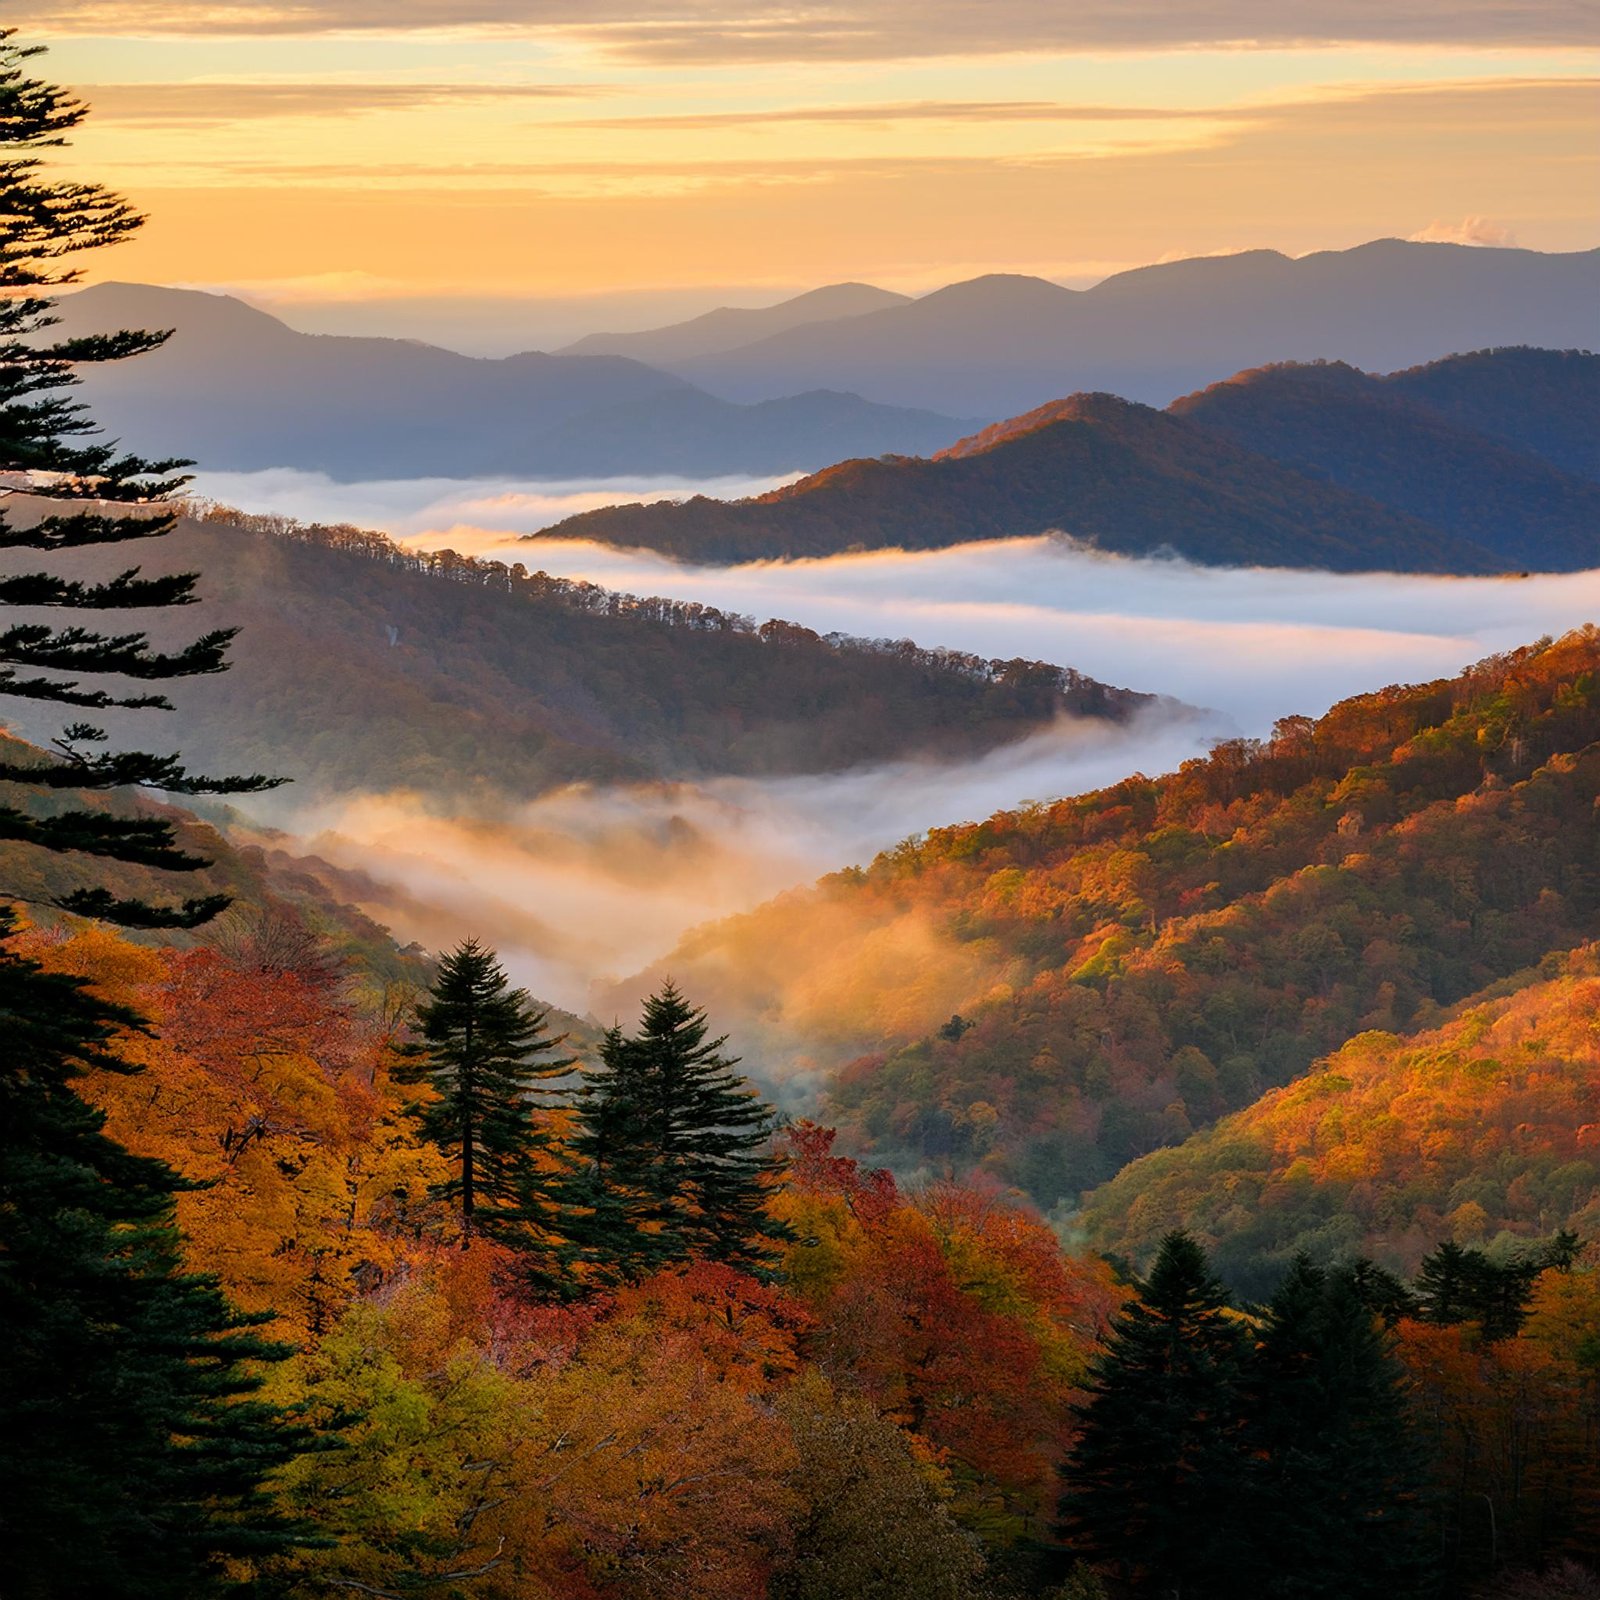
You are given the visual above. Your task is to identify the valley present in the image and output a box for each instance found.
[2,22,1596,1590]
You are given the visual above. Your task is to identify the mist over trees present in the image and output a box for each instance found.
[0,26,1595,1600]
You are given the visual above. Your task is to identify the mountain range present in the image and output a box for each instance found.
[51,283,974,480]
[57,241,1598,487]
[534,347,1600,573]
[561,282,910,365]
[646,241,1600,416]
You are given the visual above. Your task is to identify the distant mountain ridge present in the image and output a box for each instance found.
[1169,355,1600,570]
[662,241,1600,415]
[52,283,974,480]
[0,504,1152,804]
[559,282,911,364]
[532,348,1600,574]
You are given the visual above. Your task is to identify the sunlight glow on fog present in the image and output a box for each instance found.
[288,709,1224,1013]
[199,471,1600,1003]
[186,468,804,539]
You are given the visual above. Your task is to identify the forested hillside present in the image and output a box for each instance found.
[1170,352,1600,569]
[534,391,1485,569]
[1082,949,1600,1291]
[534,348,1599,572]
[18,909,1598,1598]
[1381,347,1600,478]
[1,505,1149,801]
[625,631,1600,1211]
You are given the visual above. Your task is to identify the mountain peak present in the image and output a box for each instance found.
[934,392,1147,459]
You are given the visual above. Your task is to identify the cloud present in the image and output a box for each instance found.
[185,469,806,542]
[80,80,604,126]
[195,468,1600,740]
[561,99,1227,132]
[29,0,1596,53]
[193,471,1600,1039]
[1409,215,1520,246]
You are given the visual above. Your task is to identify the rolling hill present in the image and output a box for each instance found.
[1168,353,1600,569]
[534,348,1600,573]
[666,240,1600,415]
[1078,949,1600,1292]
[50,284,973,479]
[605,630,1600,1221]
[0,504,1152,804]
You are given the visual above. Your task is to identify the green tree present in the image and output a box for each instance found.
[0,907,314,1598]
[772,1376,989,1600]
[1416,1241,1538,1342]
[1242,1257,1431,1599]
[0,27,274,931]
[570,981,790,1282]
[397,937,574,1249]
[1059,1231,1250,1597]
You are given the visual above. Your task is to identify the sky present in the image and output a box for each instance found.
[28,0,1600,326]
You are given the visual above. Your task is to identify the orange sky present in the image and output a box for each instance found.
[28,2,1600,303]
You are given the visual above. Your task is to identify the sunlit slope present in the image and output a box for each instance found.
[0,508,1150,803]
[620,632,1600,1203]
[535,390,1482,569]
[1080,950,1600,1292]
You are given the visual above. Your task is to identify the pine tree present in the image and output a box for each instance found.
[1241,1257,1432,1599]
[0,906,315,1597]
[1059,1231,1251,1597]
[1416,1240,1538,1342]
[0,27,275,931]
[569,981,790,1282]
[397,937,574,1250]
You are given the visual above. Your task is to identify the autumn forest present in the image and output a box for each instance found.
[2,19,1598,1600]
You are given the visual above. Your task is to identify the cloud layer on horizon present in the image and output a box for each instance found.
[32,0,1599,54]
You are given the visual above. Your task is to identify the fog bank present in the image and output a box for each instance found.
[459,532,1595,736]
[288,708,1222,1014]
[187,468,802,541]
[195,471,1599,1015]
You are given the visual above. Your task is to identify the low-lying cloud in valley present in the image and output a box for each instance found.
[285,708,1224,1019]
[200,470,1600,1023]
[187,469,805,543]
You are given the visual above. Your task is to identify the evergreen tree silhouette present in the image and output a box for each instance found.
[1241,1256,1432,1598]
[569,981,790,1281]
[397,937,574,1250]
[0,906,316,1596]
[0,27,275,931]
[1059,1231,1251,1596]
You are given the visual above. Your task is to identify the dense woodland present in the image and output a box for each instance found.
[536,349,1599,572]
[640,631,1600,1213]
[1,503,1148,801]
[8,911,1599,1598]
[1,32,1596,1600]
[1083,952,1600,1290]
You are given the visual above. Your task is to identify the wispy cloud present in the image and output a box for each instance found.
[559,99,1229,132]
[30,0,1599,54]
[81,80,605,126]
[1409,214,1519,245]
